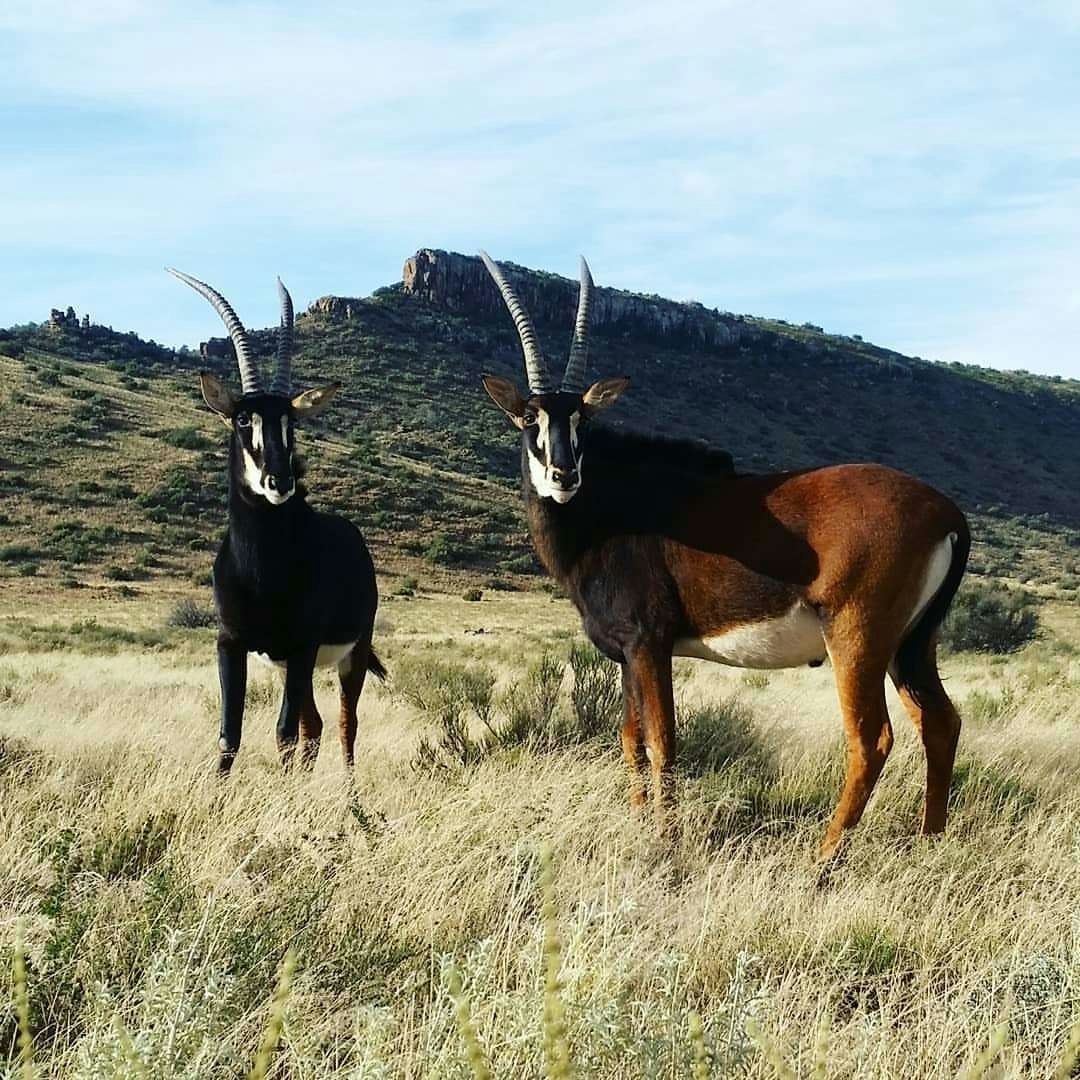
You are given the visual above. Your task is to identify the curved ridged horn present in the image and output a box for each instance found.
[478,250,554,395]
[269,277,294,397]
[561,256,593,394]
[166,268,262,395]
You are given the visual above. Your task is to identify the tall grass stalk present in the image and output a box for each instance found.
[687,1010,710,1079]
[246,948,297,1080]
[812,1012,830,1079]
[961,1021,1009,1080]
[540,843,574,1079]
[1053,1018,1080,1080]
[446,964,493,1080]
[746,1017,795,1080]
[113,1015,149,1078]
[13,921,33,1080]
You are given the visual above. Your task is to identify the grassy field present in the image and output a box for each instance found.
[1,583,1078,1078]
[3,255,1078,1077]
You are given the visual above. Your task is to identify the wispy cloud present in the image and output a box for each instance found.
[2,1,1078,377]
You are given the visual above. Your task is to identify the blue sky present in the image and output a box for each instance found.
[3,1,1079,377]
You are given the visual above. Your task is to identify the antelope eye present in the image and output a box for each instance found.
[523,411,538,426]
[235,412,251,428]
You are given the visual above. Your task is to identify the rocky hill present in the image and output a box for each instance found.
[0,250,1077,598]
[302,250,1079,525]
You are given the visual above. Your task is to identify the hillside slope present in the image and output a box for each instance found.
[0,250,1077,602]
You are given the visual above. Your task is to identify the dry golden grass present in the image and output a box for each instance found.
[0,590,1078,1077]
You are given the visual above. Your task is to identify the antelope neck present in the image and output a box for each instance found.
[226,441,305,582]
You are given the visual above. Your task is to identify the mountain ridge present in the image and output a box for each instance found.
[0,248,1077,601]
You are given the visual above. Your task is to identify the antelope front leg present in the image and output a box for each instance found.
[620,661,648,808]
[626,646,677,837]
[298,689,323,771]
[277,648,318,770]
[216,637,247,775]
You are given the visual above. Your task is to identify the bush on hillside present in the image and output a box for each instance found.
[162,426,212,450]
[167,599,217,629]
[941,581,1040,654]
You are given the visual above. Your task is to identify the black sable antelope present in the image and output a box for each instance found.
[479,252,970,858]
[168,269,385,775]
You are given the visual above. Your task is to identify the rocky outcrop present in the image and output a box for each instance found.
[47,307,91,332]
[200,337,235,361]
[401,249,744,349]
[305,296,366,321]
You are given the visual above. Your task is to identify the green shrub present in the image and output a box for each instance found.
[394,655,496,729]
[398,655,497,771]
[942,582,1040,653]
[162,426,212,450]
[104,564,140,582]
[501,553,541,575]
[462,587,483,602]
[0,544,40,562]
[405,648,621,770]
[568,642,621,740]
[167,599,217,629]
[423,532,469,566]
[495,653,563,750]
[21,618,169,653]
[963,686,1016,725]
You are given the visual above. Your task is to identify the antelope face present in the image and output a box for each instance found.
[483,376,629,504]
[232,395,296,505]
[479,251,628,505]
[523,392,585,504]
[199,373,340,508]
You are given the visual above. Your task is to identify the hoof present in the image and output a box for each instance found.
[814,833,850,889]
[299,738,321,771]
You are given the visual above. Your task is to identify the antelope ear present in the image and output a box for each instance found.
[582,376,629,415]
[482,374,527,430]
[200,371,238,422]
[291,382,340,419]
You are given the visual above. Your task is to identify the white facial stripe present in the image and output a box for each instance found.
[281,415,289,446]
[527,406,582,503]
[239,421,295,506]
[535,408,551,457]
[240,446,265,495]
[526,445,549,494]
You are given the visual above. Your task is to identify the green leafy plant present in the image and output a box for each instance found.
[943,581,1040,653]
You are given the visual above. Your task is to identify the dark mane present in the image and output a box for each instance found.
[588,423,735,474]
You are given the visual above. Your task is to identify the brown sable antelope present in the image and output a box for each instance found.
[168,269,385,775]
[478,252,970,858]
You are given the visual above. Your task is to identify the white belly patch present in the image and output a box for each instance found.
[253,641,357,672]
[674,603,826,670]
